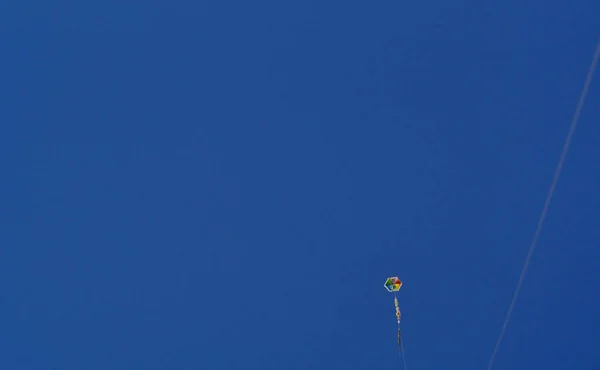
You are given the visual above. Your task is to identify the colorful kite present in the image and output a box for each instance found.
[384,276,402,292]
[384,277,403,352]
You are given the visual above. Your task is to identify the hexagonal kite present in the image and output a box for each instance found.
[384,276,403,354]
[384,276,402,292]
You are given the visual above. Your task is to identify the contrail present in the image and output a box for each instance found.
[487,39,600,370]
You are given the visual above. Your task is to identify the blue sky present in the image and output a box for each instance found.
[2,1,600,369]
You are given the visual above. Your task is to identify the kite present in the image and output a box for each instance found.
[384,277,403,352]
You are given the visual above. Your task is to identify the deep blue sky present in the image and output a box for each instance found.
[2,1,600,369]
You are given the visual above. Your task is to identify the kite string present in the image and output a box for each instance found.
[486,38,600,370]
[400,335,407,370]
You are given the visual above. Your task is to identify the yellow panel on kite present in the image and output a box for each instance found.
[384,277,402,292]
